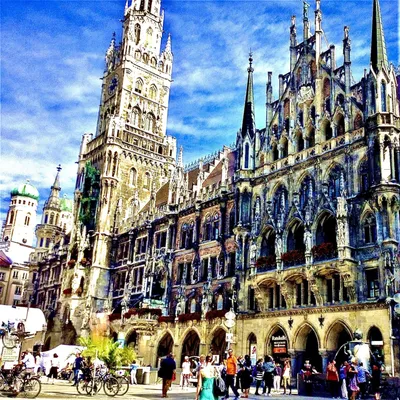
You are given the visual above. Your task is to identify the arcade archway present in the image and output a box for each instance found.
[126,330,137,348]
[267,326,289,364]
[210,328,227,364]
[294,324,322,373]
[157,332,174,364]
[326,321,352,366]
[181,330,200,364]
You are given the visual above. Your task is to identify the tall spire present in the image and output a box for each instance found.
[241,52,256,138]
[44,165,62,210]
[370,0,388,73]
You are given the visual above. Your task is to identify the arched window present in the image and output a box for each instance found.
[354,114,363,130]
[370,82,376,113]
[147,0,152,12]
[336,93,345,107]
[381,81,387,112]
[149,85,157,100]
[281,138,288,158]
[244,143,250,169]
[132,107,141,127]
[363,214,377,244]
[146,27,153,44]
[297,132,304,152]
[299,176,314,208]
[308,128,315,147]
[298,110,304,127]
[24,214,30,226]
[321,120,333,141]
[49,213,54,225]
[159,61,164,72]
[273,186,287,217]
[336,114,345,136]
[203,215,212,241]
[44,213,48,224]
[316,213,337,248]
[139,0,145,10]
[8,211,14,225]
[130,168,137,186]
[382,137,392,181]
[135,79,143,94]
[260,229,276,258]
[143,172,151,189]
[134,24,141,45]
[272,143,279,161]
[359,159,369,192]
[328,166,345,200]
[310,106,316,124]
[145,114,156,132]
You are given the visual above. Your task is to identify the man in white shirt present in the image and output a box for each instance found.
[14,349,35,393]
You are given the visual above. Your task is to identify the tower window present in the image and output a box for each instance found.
[144,172,151,190]
[8,211,14,225]
[381,81,387,112]
[24,215,30,226]
[135,79,143,94]
[244,143,250,169]
[149,85,157,100]
[134,24,141,45]
[130,168,137,186]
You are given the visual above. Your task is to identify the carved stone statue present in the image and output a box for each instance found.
[337,220,346,246]
[250,240,257,264]
[305,229,313,253]
[275,234,283,258]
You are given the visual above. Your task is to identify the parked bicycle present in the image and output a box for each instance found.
[0,365,41,398]
[0,321,20,349]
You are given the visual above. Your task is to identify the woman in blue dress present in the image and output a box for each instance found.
[196,355,217,400]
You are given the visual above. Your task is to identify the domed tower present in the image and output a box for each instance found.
[3,180,39,248]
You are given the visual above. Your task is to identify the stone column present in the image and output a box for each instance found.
[320,350,330,374]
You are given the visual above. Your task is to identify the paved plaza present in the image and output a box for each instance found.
[0,380,333,400]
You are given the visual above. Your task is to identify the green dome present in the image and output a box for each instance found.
[10,180,39,201]
[60,195,73,212]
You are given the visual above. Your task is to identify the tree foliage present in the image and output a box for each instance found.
[78,334,135,370]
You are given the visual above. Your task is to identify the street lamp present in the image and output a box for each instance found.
[387,292,400,376]
[224,310,236,352]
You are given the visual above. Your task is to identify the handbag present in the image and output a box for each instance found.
[213,373,226,397]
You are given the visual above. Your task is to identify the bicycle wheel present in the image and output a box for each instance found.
[87,378,102,395]
[21,377,41,398]
[103,376,120,397]
[2,332,18,349]
[116,376,129,396]
[77,379,89,395]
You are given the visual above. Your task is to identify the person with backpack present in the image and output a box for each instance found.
[262,356,275,397]
[253,359,264,395]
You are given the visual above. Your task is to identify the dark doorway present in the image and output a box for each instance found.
[210,329,227,364]
[181,331,200,365]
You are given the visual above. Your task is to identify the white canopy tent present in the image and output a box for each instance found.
[41,345,85,370]
[0,305,46,333]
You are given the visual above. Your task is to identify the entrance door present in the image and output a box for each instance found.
[181,331,200,365]
[157,333,174,365]
[210,329,226,364]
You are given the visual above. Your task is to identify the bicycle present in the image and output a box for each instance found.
[91,370,120,397]
[0,321,20,349]
[115,375,129,396]
[0,366,41,398]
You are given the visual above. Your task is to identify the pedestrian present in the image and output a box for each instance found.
[34,351,42,375]
[262,355,275,397]
[223,348,240,400]
[240,355,252,398]
[254,359,264,395]
[72,352,83,386]
[326,359,339,398]
[371,362,382,400]
[273,363,282,393]
[347,359,359,400]
[181,356,191,389]
[197,354,206,375]
[47,353,60,384]
[236,356,244,393]
[301,359,316,396]
[195,355,216,400]
[339,362,348,399]
[130,359,138,385]
[159,353,176,398]
[357,362,370,399]
[282,360,291,395]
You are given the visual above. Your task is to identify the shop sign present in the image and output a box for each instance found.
[271,335,287,354]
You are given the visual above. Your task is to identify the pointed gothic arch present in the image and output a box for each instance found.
[181,330,200,364]
[156,332,173,363]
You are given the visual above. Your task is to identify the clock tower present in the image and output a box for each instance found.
[68,0,176,325]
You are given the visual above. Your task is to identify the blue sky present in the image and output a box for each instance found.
[0,0,398,223]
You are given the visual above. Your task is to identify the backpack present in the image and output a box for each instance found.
[213,372,226,397]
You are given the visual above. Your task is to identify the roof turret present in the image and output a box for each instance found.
[370,0,388,73]
[241,53,256,139]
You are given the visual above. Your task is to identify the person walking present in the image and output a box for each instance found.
[282,360,291,395]
[357,362,370,399]
[72,353,83,386]
[273,363,282,394]
[130,359,138,385]
[240,355,252,398]
[181,356,191,389]
[47,353,60,384]
[262,356,275,397]
[236,356,244,393]
[195,355,217,400]
[371,362,382,400]
[254,359,264,395]
[224,348,240,400]
[339,362,348,399]
[159,353,176,398]
[34,351,42,375]
[326,360,339,398]
[301,360,317,396]
[347,359,359,400]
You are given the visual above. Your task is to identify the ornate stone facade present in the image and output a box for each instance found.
[39,0,400,375]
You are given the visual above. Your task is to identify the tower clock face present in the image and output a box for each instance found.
[108,75,119,95]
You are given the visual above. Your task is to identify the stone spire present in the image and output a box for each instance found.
[44,165,62,210]
[370,0,388,73]
[165,33,172,54]
[241,52,256,139]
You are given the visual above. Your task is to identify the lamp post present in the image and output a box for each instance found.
[387,292,400,376]
[224,310,236,353]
